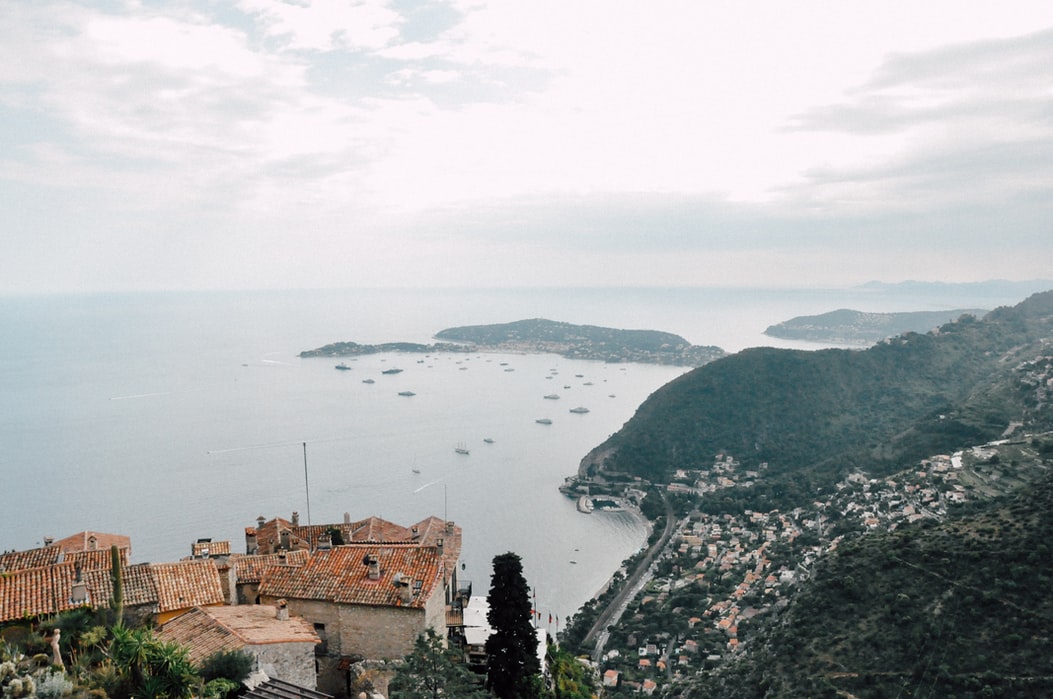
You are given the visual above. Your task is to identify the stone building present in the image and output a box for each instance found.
[157,603,320,689]
[256,543,448,698]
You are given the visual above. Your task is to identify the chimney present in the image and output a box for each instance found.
[43,537,54,547]
[257,515,266,529]
[343,512,351,525]
[291,512,299,527]
[411,527,419,540]
[394,575,413,604]
[275,599,289,621]
[279,530,291,550]
[88,535,97,550]
[317,532,332,551]
[70,581,89,605]
[366,554,380,580]
[445,520,455,533]
[245,528,258,555]
[437,538,444,550]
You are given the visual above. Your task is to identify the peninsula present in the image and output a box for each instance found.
[300,318,725,367]
[764,307,988,345]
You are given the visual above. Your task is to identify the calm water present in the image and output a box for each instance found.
[0,285,1043,622]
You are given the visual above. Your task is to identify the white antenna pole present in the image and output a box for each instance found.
[303,441,312,526]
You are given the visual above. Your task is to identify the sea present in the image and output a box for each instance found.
[1,283,1047,626]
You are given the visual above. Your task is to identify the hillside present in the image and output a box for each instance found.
[764,307,988,345]
[435,318,725,365]
[684,452,1053,698]
[301,318,724,366]
[579,290,1053,508]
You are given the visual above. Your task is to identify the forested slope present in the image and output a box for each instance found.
[580,290,1053,509]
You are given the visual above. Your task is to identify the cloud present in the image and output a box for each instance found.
[2,1,1053,293]
[789,27,1053,135]
[238,0,403,52]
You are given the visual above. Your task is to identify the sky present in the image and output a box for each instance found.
[2,0,1052,293]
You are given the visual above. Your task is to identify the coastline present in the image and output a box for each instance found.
[586,501,653,600]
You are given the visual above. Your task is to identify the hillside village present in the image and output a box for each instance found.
[0,513,482,698]
[559,429,1051,695]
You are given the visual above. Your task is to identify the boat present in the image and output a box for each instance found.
[412,468,421,474]
[535,418,553,425]
[381,368,403,374]
[362,378,375,384]
[544,394,560,400]
[569,406,590,414]
[577,495,594,513]
[398,391,415,396]
[455,442,470,455]
[335,363,351,371]
[483,438,495,444]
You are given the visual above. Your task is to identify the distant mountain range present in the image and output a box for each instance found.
[856,279,1053,295]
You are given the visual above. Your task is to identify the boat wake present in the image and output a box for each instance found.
[109,391,172,401]
[413,478,444,494]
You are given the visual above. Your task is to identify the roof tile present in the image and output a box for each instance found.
[258,545,443,610]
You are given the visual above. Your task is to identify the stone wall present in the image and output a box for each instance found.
[252,641,317,689]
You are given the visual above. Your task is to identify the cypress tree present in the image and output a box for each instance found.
[110,544,124,626]
[485,552,541,699]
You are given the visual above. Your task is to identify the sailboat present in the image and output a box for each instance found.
[454,442,470,455]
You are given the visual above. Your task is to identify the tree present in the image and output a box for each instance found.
[107,625,199,699]
[547,644,594,699]
[389,628,487,699]
[110,545,124,627]
[485,552,542,699]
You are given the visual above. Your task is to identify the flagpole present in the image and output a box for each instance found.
[303,441,312,526]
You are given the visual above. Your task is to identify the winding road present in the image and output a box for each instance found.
[583,490,679,663]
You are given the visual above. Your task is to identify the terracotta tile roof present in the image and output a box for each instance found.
[83,563,160,609]
[252,518,296,554]
[230,550,310,584]
[409,517,462,581]
[0,562,82,622]
[1,544,127,575]
[251,514,462,584]
[67,547,128,571]
[0,547,62,572]
[150,560,225,612]
[347,516,411,542]
[190,541,231,558]
[157,605,319,665]
[258,545,443,610]
[50,531,131,555]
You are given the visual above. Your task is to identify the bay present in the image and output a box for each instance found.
[0,284,1042,624]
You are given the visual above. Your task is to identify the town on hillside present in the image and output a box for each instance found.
[558,431,1050,695]
[0,513,513,699]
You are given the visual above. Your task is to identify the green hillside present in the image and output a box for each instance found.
[685,451,1053,698]
[579,290,1053,509]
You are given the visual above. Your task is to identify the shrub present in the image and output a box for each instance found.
[35,672,74,699]
[199,650,253,684]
